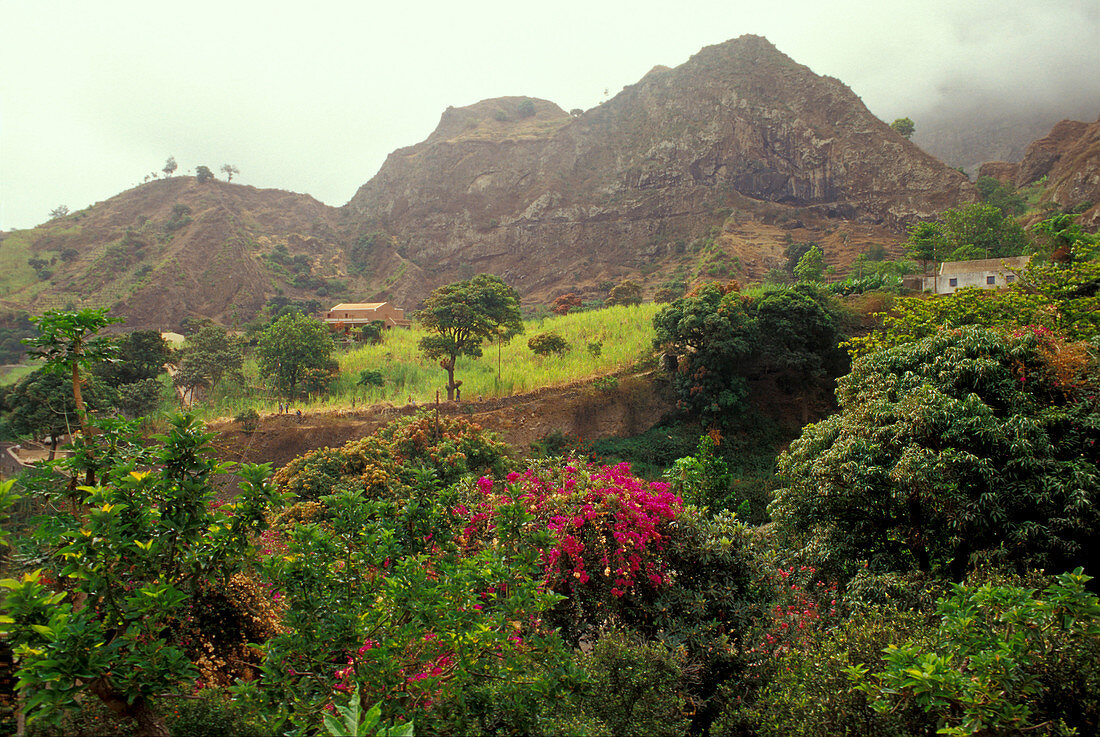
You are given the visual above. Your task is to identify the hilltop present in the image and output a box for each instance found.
[0,35,986,328]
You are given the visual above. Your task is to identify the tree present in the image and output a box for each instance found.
[357,320,385,345]
[162,156,177,178]
[793,245,825,282]
[528,332,569,357]
[550,293,583,316]
[974,175,1026,215]
[905,220,947,273]
[418,274,523,401]
[23,308,121,436]
[1,415,279,737]
[220,164,239,182]
[907,203,1031,265]
[605,280,642,307]
[172,322,244,407]
[92,330,171,386]
[257,312,337,399]
[48,205,70,220]
[654,283,845,426]
[0,369,88,459]
[890,117,915,139]
[194,165,214,183]
[771,326,1100,583]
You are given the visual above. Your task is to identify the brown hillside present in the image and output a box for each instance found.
[0,178,411,330]
[1016,117,1100,227]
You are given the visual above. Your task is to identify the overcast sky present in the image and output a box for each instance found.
[2,0,1098,231]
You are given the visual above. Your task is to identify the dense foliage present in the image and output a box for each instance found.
[772,326,1100,582]
[653,282,847,426]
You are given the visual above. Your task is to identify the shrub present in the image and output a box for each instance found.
[528,332,569,357]
[852,570,1100,736]
[235,407,260,432]
[771,326,1100,583]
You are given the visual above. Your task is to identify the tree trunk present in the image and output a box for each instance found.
[442,356,457,401]
[88,677,169,737]
[71,362,86,435]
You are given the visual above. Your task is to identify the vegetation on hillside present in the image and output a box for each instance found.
[1,206,1099,735]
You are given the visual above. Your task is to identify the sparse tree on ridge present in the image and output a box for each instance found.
[48,205,70,220]
[163,156,178,178]
[221,164,239,182]
[890,117,915,139]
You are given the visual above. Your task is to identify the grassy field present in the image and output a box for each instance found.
[194,303,663,420]
[0,364,34,386]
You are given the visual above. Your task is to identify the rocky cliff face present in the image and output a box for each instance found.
[345,35,973,299]
[979,116,1100,227]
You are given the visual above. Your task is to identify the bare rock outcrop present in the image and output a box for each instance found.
[344,35,973,300]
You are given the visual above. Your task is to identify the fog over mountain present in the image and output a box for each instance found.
[2,0,1098,231]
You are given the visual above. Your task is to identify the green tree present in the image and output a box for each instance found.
[771,326,1100,583]
[357,320,385,345]
[905,220,948,273]
[793,245,825,282]
[908,203,1032,265]
[1,415,279,737]
[890,117,915,139]
[975,175,1026,216]
[418,274,523,401]
[653,283,849,427]
[48,205,70,220]
[195,165,214,183]
[257,312,336,399]
[0,369,89,458]
[172,323,244,407]
[22,308,121,435]
[605,280,642,307]
[93,330,171,386]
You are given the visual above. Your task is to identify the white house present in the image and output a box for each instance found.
[904,256,1031,295]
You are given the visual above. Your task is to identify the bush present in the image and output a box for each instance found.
[235,407,260,432]
[528,332,569,357]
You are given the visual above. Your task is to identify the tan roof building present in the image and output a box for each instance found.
[323,302,409,329]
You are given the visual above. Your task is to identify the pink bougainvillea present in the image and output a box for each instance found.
[458,461,683,599]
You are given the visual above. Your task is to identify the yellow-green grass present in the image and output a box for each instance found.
[0,364,34,386]
[193,304,662,420]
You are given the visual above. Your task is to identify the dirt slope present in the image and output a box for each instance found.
[210,371,674,468]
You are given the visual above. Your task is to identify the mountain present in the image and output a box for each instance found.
[345,35,973,300]
[1,35,976,328]
[978,115,1100,227]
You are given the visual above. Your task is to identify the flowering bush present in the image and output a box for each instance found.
[455,460,772,734]
[456,461,681,642]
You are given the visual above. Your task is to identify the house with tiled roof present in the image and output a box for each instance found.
[323,302,410,331]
